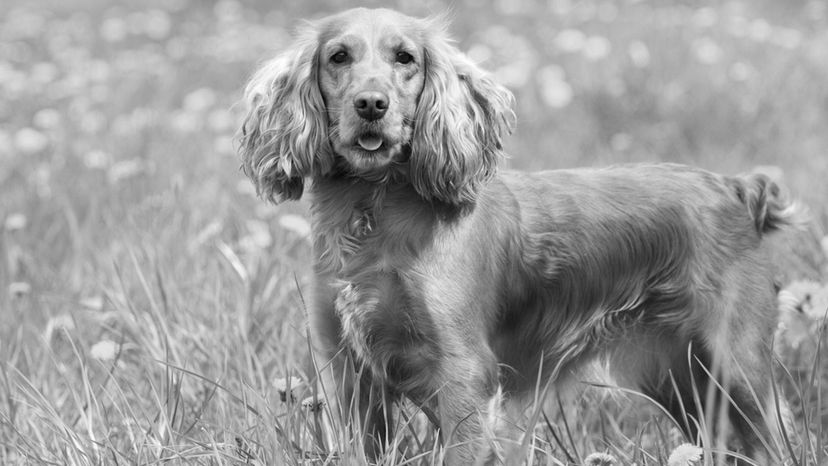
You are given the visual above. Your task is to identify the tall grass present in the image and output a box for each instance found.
[1,0,826,464]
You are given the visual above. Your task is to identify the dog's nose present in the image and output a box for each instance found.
[354,91,388,121]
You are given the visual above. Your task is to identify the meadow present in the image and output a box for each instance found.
[1,0,827,464]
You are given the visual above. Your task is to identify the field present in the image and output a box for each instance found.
[1,0,827,464]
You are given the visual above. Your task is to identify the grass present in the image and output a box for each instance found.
[1,0,827,464]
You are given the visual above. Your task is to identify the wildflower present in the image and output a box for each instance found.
[9,282,31,298]
[554,29,586,53]
[693,37,723,65]
[90,339,118,361]
[183,88,217,113]
[273,376,303,403]
[44,314,75,341]
[537,65,573,109]
[667,443,703,466]
[583,36,611,61]
[14,127,49,154]
[4,213,27,231]
[583,452,617,466]
[301,395,326,412]
[32,108,62,129]
[80,295,105,311]
[628,41,651,68]
[278,214,311,238]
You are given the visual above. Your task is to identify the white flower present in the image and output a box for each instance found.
[90,340,118,361]
[273,376,303,402]
[100,17,128,42]
[80,295,105,311]
[692,7,718,28]
[749,19,772,43]
[693,37,723,65]
[183,88,217,113]
[44,314,75,341]
[583,36,611,61]
[32,108,62,129]
[554,29,587,53]
[628,41,651,68]
[667,443,703,466]
[583,452,617,465]
[9,282,31,298]
[538,65,574,109]
[301,395,326,412]
[278,214,311,238]
[144,10,171,40]
[14,128,49,154]
[4,213,27,231]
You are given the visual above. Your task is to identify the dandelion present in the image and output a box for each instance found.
[583,452,617,466]
[90,339,118,361]
[771,28,802,50]
[278,214,311,238]
[30,62,58,85]
[4,213,27,231]
[9,282,31,299]
[301,395,326,412]
[628,41,651,68]
[100,17,128,42]
[667,443,703,465]
[44,314,75,341]
[749,19,772,43]
[83,150,111,170]
[241,219,272,250]
[144,10,172,40]
[183,87,217,113]
[537,65,573,109]
[107,158,148,184]
[80,295,105,311]
[273,376,303,403]
[32,108,62,130]
[692,7,718,28]
[554,29,587,53]
[582,36,611,61]
[729,62,754,82]
[14,127,49,154]
[693,37,723,65]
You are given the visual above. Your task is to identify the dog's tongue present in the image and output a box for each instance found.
[357,135,383,151]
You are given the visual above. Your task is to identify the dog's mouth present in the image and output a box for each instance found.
[355,133,385,152]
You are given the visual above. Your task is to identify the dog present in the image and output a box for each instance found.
[238,8,800,464]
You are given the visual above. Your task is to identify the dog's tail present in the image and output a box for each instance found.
[730,172,806,236]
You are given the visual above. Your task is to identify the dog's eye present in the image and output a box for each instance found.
[395,51,414,64]
[331,51,349,64]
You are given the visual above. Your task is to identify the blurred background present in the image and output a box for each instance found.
[1,0,827,463]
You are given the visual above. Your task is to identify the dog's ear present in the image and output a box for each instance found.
[238,28,333,203]
[410,17,515,207]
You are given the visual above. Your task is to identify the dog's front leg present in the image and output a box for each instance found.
[437,349,506,466]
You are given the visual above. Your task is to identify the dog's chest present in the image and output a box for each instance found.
[312,199,442,392]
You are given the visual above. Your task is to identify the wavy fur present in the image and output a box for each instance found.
[238,27,333,203]
[410,17,515,206]
[238,8,802,465]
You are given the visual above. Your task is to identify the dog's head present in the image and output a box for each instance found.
[238,8,515,206]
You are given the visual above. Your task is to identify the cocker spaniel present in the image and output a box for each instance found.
[239,8,800,464]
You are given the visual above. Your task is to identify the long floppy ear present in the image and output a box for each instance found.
[410,17,516,207]
[238,28,333,203]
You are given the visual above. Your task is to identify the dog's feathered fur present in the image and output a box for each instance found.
[239,8,800,464]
